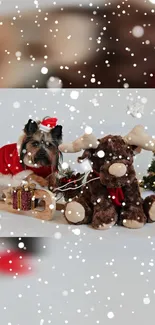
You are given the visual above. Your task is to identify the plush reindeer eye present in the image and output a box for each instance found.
[32,141,39,147]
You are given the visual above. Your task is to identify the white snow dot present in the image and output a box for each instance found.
[54,232,62,239]
[107,312,114,319]
[49,204,54,210]
[40,320,44,325]
[62,290,68,296]
[97,150,105,158]
[61,162,69,170]
[85,126,93,134]
[72,228,81,236]
[69,106,76,112]
[47,76,62,89]
[136,112,142,118]
[141,97,148,104]
[41,67,48,74]
[15,51,22,57]
[13,101,20,108]
[18,242,24,249]
[70,91,79,99]
[132,26,144,38]
[143,297,150,305]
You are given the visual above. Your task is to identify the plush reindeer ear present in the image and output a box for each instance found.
[51,125,63,142]
[132,145,142,155]
[77,149,93,163]
[24,119,38,135]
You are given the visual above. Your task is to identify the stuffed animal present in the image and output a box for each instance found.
[59,125,155,230]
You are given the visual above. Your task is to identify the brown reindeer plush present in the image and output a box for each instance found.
[59,125,155,230]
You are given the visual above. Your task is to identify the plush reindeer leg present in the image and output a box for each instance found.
[90,184,118,230]
[143,195,155,223]
[92,202,118,230]
[120,179,146,229]
[65,186,93,225]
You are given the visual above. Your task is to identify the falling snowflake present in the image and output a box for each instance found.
[107,312,115,319]
[47,76,62,90]
[143,297,151,305]
[127,102,144,118]
[13,101,20,108]
[70,91,79,100]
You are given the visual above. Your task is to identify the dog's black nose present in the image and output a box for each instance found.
[34,149,51,166]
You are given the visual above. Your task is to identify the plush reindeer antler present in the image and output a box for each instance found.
[59,131,98,153]
[123,125,155,151]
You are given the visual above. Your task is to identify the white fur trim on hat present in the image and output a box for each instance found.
[39,124,53,133]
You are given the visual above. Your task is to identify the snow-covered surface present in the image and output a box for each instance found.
[0,226,155,325]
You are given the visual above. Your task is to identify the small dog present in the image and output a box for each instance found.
[0,117,63,193]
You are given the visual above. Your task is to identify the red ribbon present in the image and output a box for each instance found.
[92,170,124,207]
[107,188,124,206]
[0,251,33,276]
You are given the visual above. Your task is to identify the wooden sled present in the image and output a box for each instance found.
[0,187,65,221]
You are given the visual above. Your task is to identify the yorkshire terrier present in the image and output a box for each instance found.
[0,117,63,194]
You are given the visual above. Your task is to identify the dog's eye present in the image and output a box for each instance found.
[32,141,39,147]
[45,142,53,148]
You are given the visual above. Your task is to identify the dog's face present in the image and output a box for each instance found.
[19,119,63,169]
[78,135,139,188]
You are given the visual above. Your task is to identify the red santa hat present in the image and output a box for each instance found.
[39,117,58,133]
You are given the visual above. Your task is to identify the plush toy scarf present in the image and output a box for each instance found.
[93,170,125,207]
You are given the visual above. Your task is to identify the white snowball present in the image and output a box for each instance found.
[72,228,81,235]
[15,51,22,57]
[141,97,148,104]
[132,26,144,38]
[41,67,48,74]
[85,126,93,134]
[47,76,62,89]
[13,101,20,108]
[143,297,150,305]
[69,106,76,112]
[49,204,55,210]
[107,312,114,319]
[70,91,79,99]
[54,232,62,239]
[97,150,105,158]
[18,242,24,249]
[61,162,69,170]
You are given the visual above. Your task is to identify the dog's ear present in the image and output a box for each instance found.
[24,119,38,135]
[51,125,63,142]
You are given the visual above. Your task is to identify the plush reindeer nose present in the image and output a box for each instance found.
[109,163,127,178]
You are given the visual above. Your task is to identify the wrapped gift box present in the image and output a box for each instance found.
[13,184,36,211]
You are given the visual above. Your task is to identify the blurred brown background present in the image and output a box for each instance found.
[0,0,155,88]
